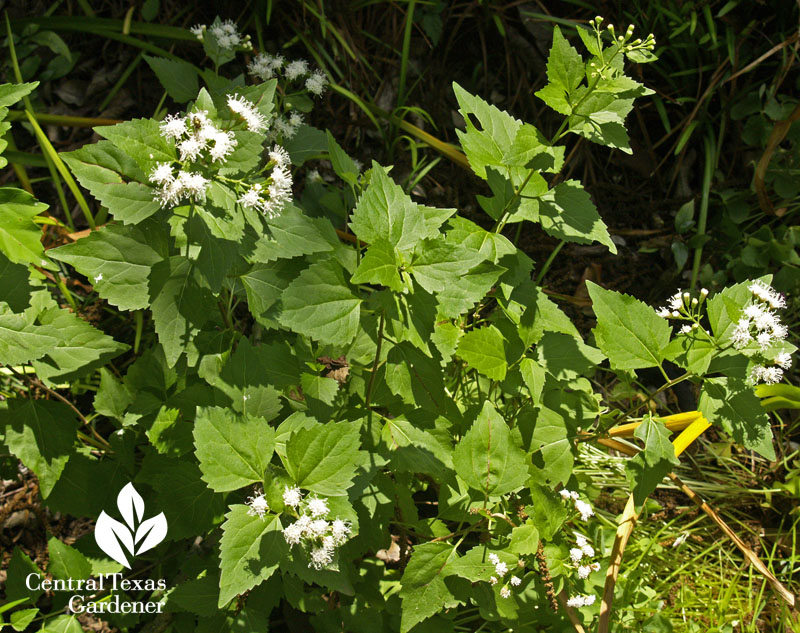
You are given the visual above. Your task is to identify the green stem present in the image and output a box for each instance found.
[535,240,566,285]
[622,371,693,419]
[365,311,386,410]
[133,311,143,355]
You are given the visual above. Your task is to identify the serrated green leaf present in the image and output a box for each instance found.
[167,575,220,616]
[143,55,199,103]
[350,165,448,250]
[519,357,546,403]
[0,308,56,365]
[0,187,48,266]
[509,523,539,555]
[384,342,451,413]
[453,402,528,497]
[283,124,327,166]
[47,537,92,580]
[94,367,132,421]
[707,278,764,343]
[435,261,505,318]
[351,239,403,291]
[327,130,360,185]
[5,548,42,603]
[453,82,521,180]
[503,123,565,173]
[539,180,616,253]
[300,373,339,405]
[10,608,39,631]
[699,377,775,460]
[218,507,287,607]
[194,406,275,492]
[49,222,165,310]
[95,117,176,174]
[457,326,507,381]
[0,81,38,107]
[41,615,83,633]
[214,338,284,418]
[249,204,336,262]
[2,400,78,497]
[625,415,680,505]
[30,305,128,386]
[382,417,454,482]
[446,545,517,583]
[399,542,456,633]
[444,216,516,263]
[568,92,635,153]
[0,251,31,311]
[587,281,672,370]
[241,259,304,324]
[529,405,573,486]
[409,238,484,295]
[546,26,585,95]
[148,256,212,367]
[278,258,362,346]
[536,332,605,380]
[283,421,361,495]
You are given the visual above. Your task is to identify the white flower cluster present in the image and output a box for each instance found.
[269,112,305,141]
[487,553,522,599]
[728,281,792,385]
[237,145,293,219]
[227,95,267,133]
[566,594,596,608]
[281,487,351,570]
[191,19,251,50]
[248,53,329,96]
[656,287,708,319]
[569,535,600,579]
[246,489,269,518]
[559,489,594,521]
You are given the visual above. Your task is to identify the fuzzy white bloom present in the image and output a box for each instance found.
[308,519,329,538]
[569,548,584,563]
[330,519,351,545]
[178,137,206,162]
[209,20,241,49]
[283,486,302,508]
[575,499,594,521]
[238,183,265,210]
[227,95,267,133]
[668,290,684,311]
[731,318,753,349]
[307,497,330,518]
[500,587,511,599]
[309,546,334,570]
[567,594,596,608]
[246,492,268,519]
[749,280,786,309]
[656,307,671,318]
[577,565,592,579]
[679,324,692,334]
[190,24,205,40]
[750,365,783,385]
[575,535,588,548]
[269,145,291,168]
[590,562,601,571]
[757,331,773,349]
[284,59,310,80]
[488,553,500,565]
[273,116,298,139]
[177,171,209,200]
[494,561,508,577]
[510,575,521,586]
[489,576,498,585]
[744,304,764,320]
[306,69,328,96]
[282,522,303,545]
[289,112,304,128]
[208,130,237,162]
[775,352,793,370]
[581,544,595,558]
[160,114,187,139]
[149,162,174,185]
[248,54,276,80]
[559,489,573,500]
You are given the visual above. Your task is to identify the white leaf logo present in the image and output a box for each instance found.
[95,483,168,568]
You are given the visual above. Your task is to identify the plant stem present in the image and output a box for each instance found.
[365,311,385,410]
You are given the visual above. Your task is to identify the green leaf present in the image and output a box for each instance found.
[453,401,528,497]
[519,357,546,403]
[213,338,284,419]
[0,81,38,107]
[194,406,276,492]
[2,400,78,497]
[283,124,328,166]
[0,306,57,365]
[327,130,360,185]
[47,537,92,580]
[94,367,133,422]
[535,332,605,380]
[452,82,521,180]
[707,278,761,343]
[300,373,339,405]
[143,55,199,103]
[699,377,775,460]
[509,523,540,555]
[30,305,128,386]
[446,545,517,582]
[399,542,456,633]
[351,239,403,291]
[218,507,287,607]
[240,259,304,324]
[0,187,48,266]
[538,180,616,253]
[529,405,574,486]
[587,281,672,370]
[283,421,361,495]
[545,26,585,95]
[457,326,507,381]
[148,256,212,367]
[278,258,362,346]
[95,117,176,174]
[5,547,42,603]
[444,216,516,263]
[504,123,565,173]
[350,165,446,250]
[10,608,39,631]
[512,281,579,346]
[61,141,160,224]
[663,334,715,374]
[625,415,680,505]
[249,205,336,263]
[382,417,454,482]
[167,575,220,616]
[527,484,567,540]
[435,261,505,318]
[409,238,484,294]
[41,615,83,633]
[569,91,635,153]
[384,342,451,414]
[0,251,31,311]
[49,222,165,311]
